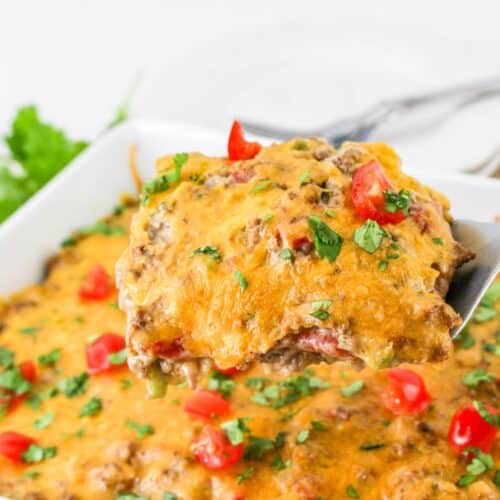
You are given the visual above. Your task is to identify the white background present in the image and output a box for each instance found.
[2,0,500,173]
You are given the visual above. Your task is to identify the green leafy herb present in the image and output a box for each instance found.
[126,419,155,439]
[163,493,178,500]
[22,444,57,463]
[208,371,235,398]
[299,171,311,185]
[324,208,335,218]
[1,106,87,223]
[34,412,54,430]
[236,466,255,484]
[243,431,286,460]
[378,260,388,272]
[245,377,270,390]
[432,237,444,245]
[116,494,148,500]
[360,442,387,450]
[494,470,500,486]
[310,299,332,321]
[472,400,500,427]
[341,380,364,397]
[0,347,14,367]
[473,282,500,323]
[108,349,127,365]
[483,343,500,356]
[383,189,411,214]
[462,369,494,388]
[37,348,61,366]
[190,245,222,262]
[279,248,294,262]
[234,271,248,292]
[354,219,386,254]
[270,455,291,470]
[263,212,274,223]
[457,447,495,487]
[249,374,330,409]
[308,215,343,262]
[58,372,89,398]
[311,420,327,431]
[120,378,134,390]
[78,220,125,236]
[295,429,310,444]
[346,484,360,498]
[0,365,32,395]
[23,470,40,479]
[292,140,309,151]
[79,396,102,417]
[454,329,476,350]
[250,179,273,194]
[19,326,39,338]
[221,418,250,445]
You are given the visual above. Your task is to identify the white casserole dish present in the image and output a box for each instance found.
[1,118,499,295]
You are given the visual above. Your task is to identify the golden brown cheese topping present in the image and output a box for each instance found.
[116,138,471,383]
[0,204,498,499]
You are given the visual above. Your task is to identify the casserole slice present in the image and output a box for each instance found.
[116,133,473,389]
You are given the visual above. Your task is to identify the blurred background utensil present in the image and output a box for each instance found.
[240,75,500,176]
[448,219,500,338]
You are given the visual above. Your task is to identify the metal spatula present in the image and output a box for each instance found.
[448,219,500,338]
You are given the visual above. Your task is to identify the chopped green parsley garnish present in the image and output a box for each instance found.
[299,170,311,186]
[270,455,291,470]
[354,219,386,254]
[236,466,255,484]
[249,373,330,409]
[310,298,332,320]
[341,380,364,397]
[0,365,32,395]
[279,248,295,262]
[126,419,155,439]
[383,189,411,214]
[359,442,387,450]
[141,153,188,204]
[108,349,127,365]
[207,371,235,398]
[58,372,89,398]
[346,484,360,498]
[472,400,500,427]
[292,140,309,151]
[462,369,494,388]
[23,470,40,479]
[263,212,274,223]
[324,208,335,218]
[243,432,286,460]
[120,378,134,390]
[250,179,273,193]
[0,347,14,367]
[34,411,54,430]
[308,215,343,262]
[78,220,125,237]
[22,444,57,463]
[37,348,61,366]
[295,429,310,444]
[245,377,269,390]
[311,420,327,431]
[454,329,475,350]
[432,237,444,245]
[163,493,178,500]
[116,494,148,500]
[457,447,495,487]
[221,418,250,445]
[19,326,38,338]
[483,343,500,356]
[190,245,222,262]
[378,260,388,272]
[79,396,102,417]
[234,270,248,292]
[473,282,499,323]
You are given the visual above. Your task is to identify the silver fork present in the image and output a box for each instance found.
[448,220,500,338]
[240,75,500,152]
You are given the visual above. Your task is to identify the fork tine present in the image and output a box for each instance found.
[238,120,311,140]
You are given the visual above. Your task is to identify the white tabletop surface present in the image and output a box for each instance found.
[2,0,500,175]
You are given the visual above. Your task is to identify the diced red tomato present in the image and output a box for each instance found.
[227,121,261,161]
[78,265,113,301]
[151,338,184,359]
[381,368,432,416]
[351,160,406,225]
[184,389,231,419]
[448,403,498,454]
[86,333,126,375]
[0,431,36,464]
[292,236,314,254]
[213,363,243,376]
[192,424,243,470]
[19,360,36,384]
